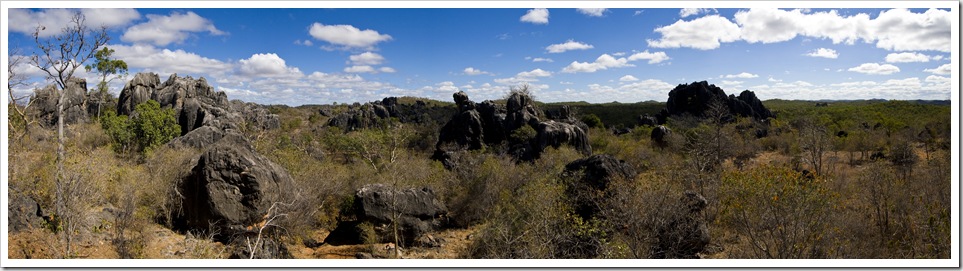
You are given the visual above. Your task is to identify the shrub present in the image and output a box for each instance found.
[131,100,180,154]
[581,114,604,129]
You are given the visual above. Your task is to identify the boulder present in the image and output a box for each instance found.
[563,155,637,219]
[31,77,90,127]
[351,184,448,246]
[651,125,672,148]
[229,100,280,131]
[167,125,249,150]
[653,191,711,259]
[180,139,295,241]
[117,73,161,116]
[8,188,44,233]
[436,109,485,151]
[638,114,658,127]
[535,120,592,156]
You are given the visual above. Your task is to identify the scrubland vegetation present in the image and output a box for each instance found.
[8,91,951,259]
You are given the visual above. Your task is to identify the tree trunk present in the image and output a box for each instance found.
[56,88,70,258]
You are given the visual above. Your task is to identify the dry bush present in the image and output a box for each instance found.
[717,165,835,258]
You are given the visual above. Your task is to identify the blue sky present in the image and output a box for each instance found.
[6,4,956,105]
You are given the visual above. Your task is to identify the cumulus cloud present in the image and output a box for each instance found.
[885,52,934,63]
[562,54,633,73]
[521,8,549,24]
[379,67,396,73]
[539,79,673,103]
[495,68,552,85]
[923,64,951,75]
[238,53,303,78]
[546,40,594,53]
[9,8,140,37]
[344,65,377,73]
[724,72,759,79]
[122,11,225,46]
[463,67,492,76]
[848,63,900,75]
[294,39,314,46]
[619,75,639,82]
[627,50,670,64]
[577,8,607,17]
[109,44,232,77]
[349,52,385,65]
[679,8,716,18]
[650,8,951,52]
[806,48,838,59]
[309,22,392,48]
[532,57,554,63]
[648,15,741,50]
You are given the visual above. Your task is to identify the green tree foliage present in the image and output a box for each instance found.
[101,100,179,154]
[85,47,128,118]
[580,113,604,129]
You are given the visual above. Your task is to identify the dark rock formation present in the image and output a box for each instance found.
[651,125,672,148]
[653,191,711,259]
[655,81,773,124]
[119,72,280,137]
[434,91,591,164]
[563,155,637,219]
[31,77,90,126]
[354,184,447,246]
[167,125,249,150]
[535,120,592,157]
[638,114,658,127]
[180,139,296,242]
[8,188,44,233]
[323,221,374,245]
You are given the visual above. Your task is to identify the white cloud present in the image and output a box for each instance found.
[237,53,303,78]
[521,8,550,24]
[309,22,392,48]
[619,75,639,82]
[724,72,759,79]
[925,75,949,84]
[463,67,491,76]
[806,48,839,59]
[577,8,607,17]
[648,15,741,50]
[721,80,744,86]
[122,11,225,46]
[344,65,377,73]
[679,8,716,18]
[923,64,951,75]
[768,77,783,82]
[109,44,231,77]
[349,52,385,65]
[532,57,554,63]
[9,8,140,37]
[379,67,396,73]
[627,50,670,64]
[848,63,900,75]
[294,39,313,46]
[546,40,594,53]
[494,68,552,85]
[652,8,951,52]
[885,52,934,63]
[562,54,633,73]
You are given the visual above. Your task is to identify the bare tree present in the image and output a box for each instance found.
[798,118,831,176]
[30,11,109,258]
[7,47,36,142]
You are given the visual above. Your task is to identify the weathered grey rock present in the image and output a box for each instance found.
[352,184,448,246]
[8,188,43,233]
[436,110,485,151]
[655,81,774,124]
[535,120,592,156]
[117,72,161,116]
[167,125,249,150]
[31,77,90,126]
[180,139,295,241]
[651,125,672,148]
[653,191,710,259]
[638,114,658,127]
